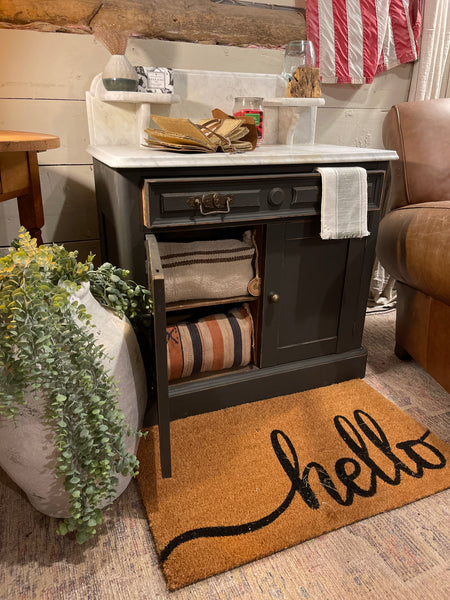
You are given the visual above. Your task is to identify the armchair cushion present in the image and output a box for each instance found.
[377,201,450,306]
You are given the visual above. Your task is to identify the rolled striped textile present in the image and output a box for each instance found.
[166,304,254,381]
[305,0,422,84]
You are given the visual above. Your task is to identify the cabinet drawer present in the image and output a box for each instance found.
[142,170,385,229]
[143,173,318,228]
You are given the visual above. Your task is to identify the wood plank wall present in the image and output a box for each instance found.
[0,29,413,257]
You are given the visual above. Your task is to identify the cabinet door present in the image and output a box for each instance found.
[144,234,172,477]
[260,218,370,367]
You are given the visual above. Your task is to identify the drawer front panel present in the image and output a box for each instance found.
[143,170,385,229]
[161,188,261,215]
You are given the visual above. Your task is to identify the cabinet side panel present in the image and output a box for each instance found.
[93,160,146,284]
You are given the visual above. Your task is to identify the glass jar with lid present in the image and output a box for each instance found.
[233,97,264,145]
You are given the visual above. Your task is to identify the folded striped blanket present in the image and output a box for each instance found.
[158,231,255,304]
[166,304,253,381]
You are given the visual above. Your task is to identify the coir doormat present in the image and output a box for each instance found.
[136,380,450,590]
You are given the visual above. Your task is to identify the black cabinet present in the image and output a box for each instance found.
[93,158,388,477]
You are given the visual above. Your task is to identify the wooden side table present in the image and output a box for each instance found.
[0,130,60,245]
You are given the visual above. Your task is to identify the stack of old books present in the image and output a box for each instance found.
[144,109,257,153]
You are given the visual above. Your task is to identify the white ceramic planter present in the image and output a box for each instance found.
[0,283,147,518]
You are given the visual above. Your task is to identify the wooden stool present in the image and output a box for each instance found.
[0,130,60,245]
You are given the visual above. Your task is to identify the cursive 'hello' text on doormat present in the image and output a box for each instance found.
[136,379,450,590]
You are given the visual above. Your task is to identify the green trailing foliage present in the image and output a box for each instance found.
[0,229,152,543]
[87,261,152,322]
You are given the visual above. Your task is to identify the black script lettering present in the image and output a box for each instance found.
[160,411,447,563]
[334,457,375,500]
[335,410,447,489]
[271,430,321,509]
[355,410,426,477]
[396,430,446,473]
[302,461,351,506]
[271,432,363,508]
[334,412,400,488]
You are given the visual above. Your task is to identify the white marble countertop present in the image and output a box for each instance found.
[87,143,398,169]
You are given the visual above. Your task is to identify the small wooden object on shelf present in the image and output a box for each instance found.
[287,66,321,98]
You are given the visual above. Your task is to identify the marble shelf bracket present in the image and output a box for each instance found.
[86,74,180,146]
[262,98,326,146]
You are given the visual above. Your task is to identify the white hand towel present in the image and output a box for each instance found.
[316,166,370,240]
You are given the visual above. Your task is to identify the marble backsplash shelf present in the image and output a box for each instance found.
[89,73,181,104]
[86,68,325,147]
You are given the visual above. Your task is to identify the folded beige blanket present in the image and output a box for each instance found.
[158,231,255,303]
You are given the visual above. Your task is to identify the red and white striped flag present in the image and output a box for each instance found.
[305,0,422,84]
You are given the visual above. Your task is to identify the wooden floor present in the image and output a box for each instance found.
[0,309,449,599]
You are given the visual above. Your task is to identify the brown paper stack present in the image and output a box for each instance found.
[144,110,257,153]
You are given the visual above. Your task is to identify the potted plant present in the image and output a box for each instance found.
[0,229,151,543]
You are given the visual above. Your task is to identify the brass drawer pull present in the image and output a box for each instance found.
[187,192,234,215]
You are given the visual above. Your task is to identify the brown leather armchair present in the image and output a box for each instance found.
[376,98,450,393]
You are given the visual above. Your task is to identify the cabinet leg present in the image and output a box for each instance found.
[160,450,172,479]
[159,422,172,478]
